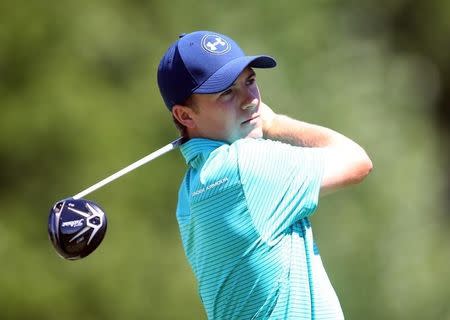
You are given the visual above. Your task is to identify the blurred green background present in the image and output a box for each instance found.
[1,0,449,319]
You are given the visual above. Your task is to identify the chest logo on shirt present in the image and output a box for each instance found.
[192,177,229,196]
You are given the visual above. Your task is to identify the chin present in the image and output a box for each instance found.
[245,128,263,140]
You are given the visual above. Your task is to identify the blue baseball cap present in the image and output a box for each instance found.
[157,31,277,110]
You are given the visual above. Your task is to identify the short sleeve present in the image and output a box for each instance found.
[176,171,191,225]
[235,139,326,242]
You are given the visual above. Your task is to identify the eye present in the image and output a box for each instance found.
[220,88,233,97]
[246,76,256,86]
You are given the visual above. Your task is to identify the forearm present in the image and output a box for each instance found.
[263,113,359,151]
[260,103,373,192]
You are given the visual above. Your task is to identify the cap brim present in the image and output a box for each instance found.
[193,55,276,94]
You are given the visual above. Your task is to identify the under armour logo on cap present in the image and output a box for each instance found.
[201,34,231,54]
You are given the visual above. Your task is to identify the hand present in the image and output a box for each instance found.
[259,101,276,137]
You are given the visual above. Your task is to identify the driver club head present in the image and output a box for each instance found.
[48,198,107,260]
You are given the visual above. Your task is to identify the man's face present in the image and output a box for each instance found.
[188,67,262,143]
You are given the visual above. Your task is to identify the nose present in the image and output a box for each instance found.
[240,90,259,111]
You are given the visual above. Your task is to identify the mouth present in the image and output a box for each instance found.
[241,114,260,125]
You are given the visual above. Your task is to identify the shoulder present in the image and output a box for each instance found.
[232,138,328,184]
[232,138,313,165]
[233,138,281,148]
[232,138,291,156]
[231,139,296,183]
[197,143,240,188]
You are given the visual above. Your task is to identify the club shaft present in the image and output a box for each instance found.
[73,138,183,200]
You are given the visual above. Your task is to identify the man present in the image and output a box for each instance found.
[157,30,372,319]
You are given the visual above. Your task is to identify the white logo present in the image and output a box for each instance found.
[62,218,84,228]
[192,177,229,196]
[201,35,231,54]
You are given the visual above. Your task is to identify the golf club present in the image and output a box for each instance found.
[48,137,184,260]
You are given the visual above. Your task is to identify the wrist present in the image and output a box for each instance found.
[263,114,298,143]
[260,102,276,138]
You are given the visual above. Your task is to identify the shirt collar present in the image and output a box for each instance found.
[180,138,227,168]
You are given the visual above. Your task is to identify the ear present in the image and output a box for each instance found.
[172,105,196,128]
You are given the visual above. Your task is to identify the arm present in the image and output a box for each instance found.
[260,102,373,194]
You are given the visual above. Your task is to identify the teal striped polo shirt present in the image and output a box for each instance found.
[176,138,344,319]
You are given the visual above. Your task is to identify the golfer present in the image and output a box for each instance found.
[157,30,372,319]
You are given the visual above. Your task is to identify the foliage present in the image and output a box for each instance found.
[0,0,448,319]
